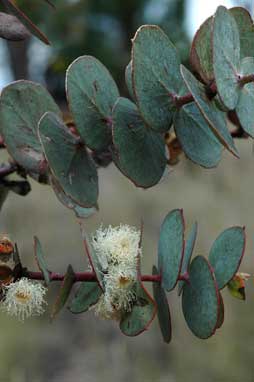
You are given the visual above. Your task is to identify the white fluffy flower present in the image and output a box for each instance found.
[91,224,141,320]
[2,278,47,321]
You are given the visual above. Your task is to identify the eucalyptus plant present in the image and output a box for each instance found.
[0,5,251,343]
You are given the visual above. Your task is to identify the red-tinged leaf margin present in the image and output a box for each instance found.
[120,234,157,337]
[190,16,213,84]
[216,292,224,330]
[138,281,157,335]
[34,236,51,286]
[2,0,50,45]
[231,226,246,284]
[178,221,198,296]
[120,280,157,337]
[51,264,76,320]
[128,238,158,337]
[78,221,104,291]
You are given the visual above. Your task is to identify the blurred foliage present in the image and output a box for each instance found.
[11,0,189,98]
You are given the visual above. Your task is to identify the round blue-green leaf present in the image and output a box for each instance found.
[182,256,220,339]
[125,61,135,100]
[120,281,157,336]
[0,80,61,173]
[112,97,167,188]
[208,226,246,290]
[152,266,172,344]
[236,58,254,137]
[230,7,254,59]
[69,282,102,314]
[39,112,98,208]
[213,6,241,110]
[158,209,185,292]
[50,174,97,219]
[174,103,222,168]
[190,16,213,84]
[180,65,238,157]
[178,222,198,296]
[66,56,119,151]
[132,25,183,132]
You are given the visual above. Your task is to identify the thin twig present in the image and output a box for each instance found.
[24,270,164,283]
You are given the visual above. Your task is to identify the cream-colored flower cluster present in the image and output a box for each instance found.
[91,224,141,320]
[1,278,47,321]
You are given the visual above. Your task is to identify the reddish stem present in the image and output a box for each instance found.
[173,72,254,108]
[178,271,190,284]
[23,270,192,285]
[175,93,194,108]
[25,270,162,283]
[26,271,96,282]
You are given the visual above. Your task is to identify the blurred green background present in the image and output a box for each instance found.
[0,0,253,381]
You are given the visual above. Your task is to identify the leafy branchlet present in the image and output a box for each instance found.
[0,5,251,343]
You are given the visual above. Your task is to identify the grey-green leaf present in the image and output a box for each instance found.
[230,7,254,59]
[120,281,157,336]
[0,80,61,174]
[50,174,97,219]
[180,65,238,157]
[182,256,219,339]
[69,282,102,314]
[39,112,98,208]
[190,16,213,84]
[236,57,254,137]
[51,265,76,319]
[132,25,183,132]
[158,209,185,291]
[66,55,119,151]
[174,103,222,168]
[208,226,246,290]
[112,97,167,188]
[213,6,241,110]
